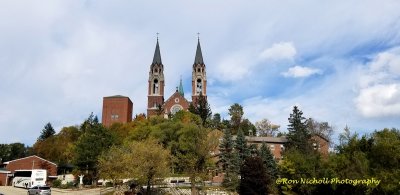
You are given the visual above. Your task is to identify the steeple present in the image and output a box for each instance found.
[194,38,204,65]
[178,76,184,96]
[152,38,162,65]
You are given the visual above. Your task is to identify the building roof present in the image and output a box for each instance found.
[194,39,204,65]
[2,155,57,167]
[104,95,129,98]
[232,136,288,143]
[152,39,162,65]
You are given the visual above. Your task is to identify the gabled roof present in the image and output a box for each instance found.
[163,90,190,106]
[194,39,204,65]
[152,39,162,65]
[3,155,57,167]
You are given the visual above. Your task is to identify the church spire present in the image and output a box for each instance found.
[178,76,184,96]
[152,37,162,65]
[194,35,204,65]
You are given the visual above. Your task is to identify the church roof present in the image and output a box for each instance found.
[194,39,204,65]
[152,39,162,65]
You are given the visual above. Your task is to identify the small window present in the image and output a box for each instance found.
[197,68,200,72]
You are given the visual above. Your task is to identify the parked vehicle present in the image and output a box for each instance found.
[27,185,51,195]
[12,169,47,188]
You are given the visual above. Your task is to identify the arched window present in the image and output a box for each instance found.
[196,78,202,94]
[153,79,159,94]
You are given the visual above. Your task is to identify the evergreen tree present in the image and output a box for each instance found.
[38,122,55,142]
[188,93,211,126]
[235,129,249,166]
[286,106,311,152]
[219,129,239,191]
[259,142,278,181]
[239,156,269,195]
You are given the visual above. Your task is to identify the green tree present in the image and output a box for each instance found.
[125,138,171,195]
[176,122,209,195]
[259,142,277,179]
[239,156,269,195]
[74,114,115,185]
[188,93,212,127]
[239,118,256,136]
[38,122,55,142]
[235,129,249,167]
[0,143,29,162]
[98,145,128,187]
[228,103,243,134]
[219,129,239,191]
[286,106,311,153]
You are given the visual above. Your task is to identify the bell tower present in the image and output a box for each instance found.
[147,38,165,117]
[192,36,207,104]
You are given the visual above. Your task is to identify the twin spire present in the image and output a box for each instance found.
[152,39,162,65]
[151,35,204,65]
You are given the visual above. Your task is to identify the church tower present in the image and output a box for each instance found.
[147,38,165,117]
[192,38,207,104]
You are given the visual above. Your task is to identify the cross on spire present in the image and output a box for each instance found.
[197,32,200,40]
[156,32,159,41]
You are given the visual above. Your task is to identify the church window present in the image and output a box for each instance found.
[153,79,159,94]
[171,104,183,115]
[175,98,179,103]
[196,79,202,94]
[111,114,119,120]
[197,68,200,72]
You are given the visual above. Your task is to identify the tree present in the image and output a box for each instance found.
[239,118,257,136]
[210,113,222,130]
[0,143,29,162]
[219,129,240,191]
[239,156,269,195]
[259,142,278,193]
[286,106,311,152]
[255,119,280,137]
[74,114,115,185]
[38,122,55,142]
[188,93,212,126]
[235,129,249,167]
[228,103,244,134]
[176,122,210,195]
[306,118,333,143]
[125,138,171,195]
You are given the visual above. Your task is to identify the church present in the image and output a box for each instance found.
[147,38,207,117]
[101,37,207,126]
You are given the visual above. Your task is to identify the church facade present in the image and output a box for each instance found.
[147,38,207,117]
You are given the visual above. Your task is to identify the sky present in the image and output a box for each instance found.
[1,1,400,146]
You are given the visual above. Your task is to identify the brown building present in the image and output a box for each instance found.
[147,38,207,117]
[0,155,57,186]
[102,95,133,127]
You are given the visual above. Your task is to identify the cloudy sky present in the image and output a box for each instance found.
[1,1,400,145]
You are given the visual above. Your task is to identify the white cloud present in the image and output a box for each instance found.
[355,47,400,117]
[259,42,296,61]
[355,84,400,117]
[282,66,322,78]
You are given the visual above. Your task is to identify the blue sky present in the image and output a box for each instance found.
[1,1,400,145]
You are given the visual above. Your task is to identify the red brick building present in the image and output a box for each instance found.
[0,155,57,186]
[102,95,133,127]
[147,38,207,117]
